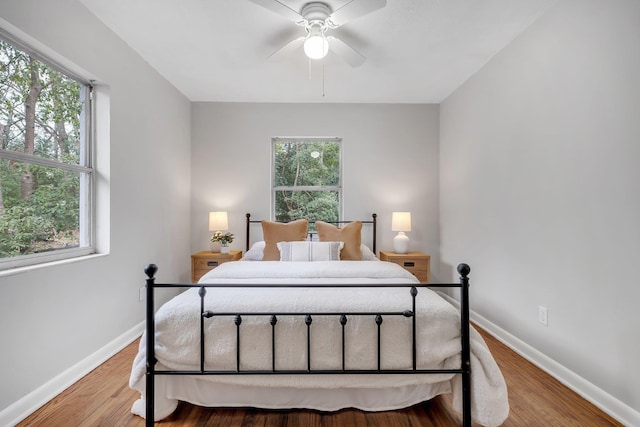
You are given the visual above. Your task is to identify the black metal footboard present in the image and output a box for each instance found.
[143,263,472,427]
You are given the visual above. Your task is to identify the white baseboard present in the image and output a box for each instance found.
[439,294,639,426]
[0,321,144,427]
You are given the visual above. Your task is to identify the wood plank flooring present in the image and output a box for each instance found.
[18,327,622,426]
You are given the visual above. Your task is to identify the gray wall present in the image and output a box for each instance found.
[191,102,440,271]
[0,0,192,419]
[440,0,640,419]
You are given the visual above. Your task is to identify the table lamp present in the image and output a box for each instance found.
[209,211,228,252]
[391,212,411,254]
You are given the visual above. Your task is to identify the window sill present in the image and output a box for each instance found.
[0,252,108,279]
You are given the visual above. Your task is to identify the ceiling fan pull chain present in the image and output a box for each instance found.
[322,62,325,97]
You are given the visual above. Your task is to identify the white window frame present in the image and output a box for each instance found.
[0,30,95,271]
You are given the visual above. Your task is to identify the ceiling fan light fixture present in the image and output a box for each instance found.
[303,21,329,60]
[252,0,382,66]
[304,34,329,59]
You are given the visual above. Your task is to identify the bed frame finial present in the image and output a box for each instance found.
[457,263,470,278]
[144,264,158,278]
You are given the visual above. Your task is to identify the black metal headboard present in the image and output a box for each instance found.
[245,213,377,255]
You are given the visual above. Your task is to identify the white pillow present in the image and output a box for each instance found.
[277,241,344,262]
[360,244,378,260]
[242,241,265,261]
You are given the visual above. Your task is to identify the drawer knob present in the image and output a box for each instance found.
[207,261,219,267]
[403,262,415,267]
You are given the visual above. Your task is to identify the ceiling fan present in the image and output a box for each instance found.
[249,0,387,67]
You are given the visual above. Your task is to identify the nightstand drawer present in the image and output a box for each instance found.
[379,251,431,283]
[194,259,222,269]
[191,250,242,283]
[395,257,428,274]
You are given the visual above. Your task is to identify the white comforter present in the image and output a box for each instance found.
[130,261,508,426]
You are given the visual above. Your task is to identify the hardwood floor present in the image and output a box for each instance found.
[18,327,622,426]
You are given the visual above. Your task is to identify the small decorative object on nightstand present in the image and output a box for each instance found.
[210,230,234,254]
[379,250,430,283]
[191,250,242,283]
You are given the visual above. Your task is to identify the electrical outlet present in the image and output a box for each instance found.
[139,287,145,302]
[538,305,548,326]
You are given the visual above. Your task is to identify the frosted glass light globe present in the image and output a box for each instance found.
[304,35,329,59]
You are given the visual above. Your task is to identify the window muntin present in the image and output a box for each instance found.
[0,35,93,269]
[272,138,342,227]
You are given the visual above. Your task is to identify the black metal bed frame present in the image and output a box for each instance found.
[143,215,471,426]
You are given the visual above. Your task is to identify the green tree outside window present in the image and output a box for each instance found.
[0,36,92,261]
[272,138,341,229]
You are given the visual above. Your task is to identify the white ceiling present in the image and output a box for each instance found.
[79,0,558,103]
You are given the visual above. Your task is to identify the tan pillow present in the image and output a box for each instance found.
[261,219,308,261]
[316,221,362,260]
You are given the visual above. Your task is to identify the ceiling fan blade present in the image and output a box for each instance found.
[327,36,365,67]
[248,0,304,23]
[328,0,386,27]
[266,36,306,61]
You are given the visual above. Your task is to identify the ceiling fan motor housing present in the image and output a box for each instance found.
[301,2,332,23]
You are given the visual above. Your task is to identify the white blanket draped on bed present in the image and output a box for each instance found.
[129,261,508,426]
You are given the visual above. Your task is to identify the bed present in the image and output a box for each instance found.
[129,214,508,426]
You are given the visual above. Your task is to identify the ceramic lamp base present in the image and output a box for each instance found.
[393,232,409,254]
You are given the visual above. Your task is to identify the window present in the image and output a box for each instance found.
[272,137,342,226]
[0,34,94,270]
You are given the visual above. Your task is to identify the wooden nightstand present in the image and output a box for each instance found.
[379,251,430,283]
[191,250,242,283]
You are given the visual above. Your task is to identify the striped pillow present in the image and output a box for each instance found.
[277,241,344,262]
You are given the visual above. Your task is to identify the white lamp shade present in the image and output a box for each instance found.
[391,212,411,232]
[209,211,228,231]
